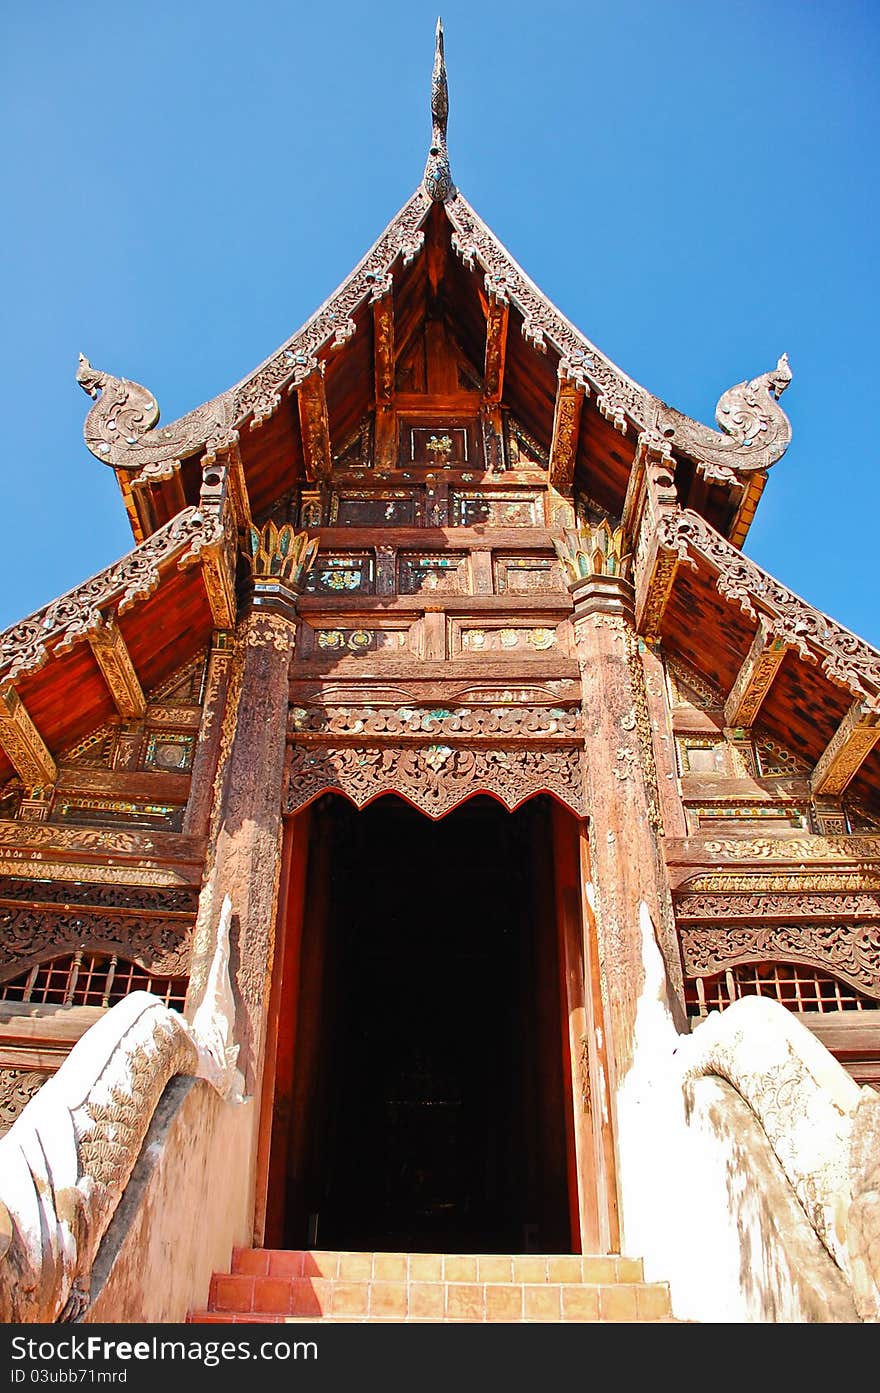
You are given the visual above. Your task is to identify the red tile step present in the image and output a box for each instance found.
[188,1250,677,1322]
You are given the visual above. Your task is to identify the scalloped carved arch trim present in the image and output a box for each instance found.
[284,744,587,820]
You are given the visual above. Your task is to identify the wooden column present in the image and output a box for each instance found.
[570,571,683,1217]
[186,583,300,1097]
[552,802,604,1252]
[254,807,311,1246]
[579,823,621,1254]
[182,631,234,837]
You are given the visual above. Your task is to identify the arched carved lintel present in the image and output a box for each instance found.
[284,744,587,821]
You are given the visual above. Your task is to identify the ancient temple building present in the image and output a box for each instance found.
[1,25,879,1325]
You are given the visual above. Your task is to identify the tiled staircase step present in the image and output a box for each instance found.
[188,1250,678,1323]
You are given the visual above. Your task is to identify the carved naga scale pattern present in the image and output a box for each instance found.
[0,994,200,1323]
[681,994,880,1321]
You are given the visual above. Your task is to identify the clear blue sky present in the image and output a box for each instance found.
[2,1,878,643]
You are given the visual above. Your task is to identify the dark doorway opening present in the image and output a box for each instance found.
[278,793,572,1254]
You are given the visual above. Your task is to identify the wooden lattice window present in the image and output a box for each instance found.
[0,952,187,1010]
[686,962,880,1019]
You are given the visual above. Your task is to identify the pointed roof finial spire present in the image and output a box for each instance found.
[423,17,455,203]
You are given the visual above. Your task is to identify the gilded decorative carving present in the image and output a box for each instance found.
[194,642,233,747]
[811,700,880,797]
[288,704,581,739]
[148,652,208,705]
[701,835,880,861]
[723,621,788,729]
[246,613,297,651]
[626,633,663,831]
[548,367,585,493]
[297,366,333,482]
[86,613,146,720]
[0,906,192,978]
[0,877,196,912]
[0,858,190,887]
[554,516,631,585]
[684,871,880,893]
[654,509,880,701]
[482,289,508,404]
[679,917,880,994]
[460,626,558,653]
[657,355,792,480]
[248,522,318,587]
[754,730,810,777]
[639,551,680,640]
[675,891,880,921]
[285,744,587,819]
[372,287,395,405]
[0,1071,49,1137]
[0,819,160,854]
[665,654,721,709]
[0,687,56,787]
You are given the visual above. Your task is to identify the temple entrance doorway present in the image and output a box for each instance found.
[267,792,575,1255]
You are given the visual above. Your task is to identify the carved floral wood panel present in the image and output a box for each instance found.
[285,743,586,819]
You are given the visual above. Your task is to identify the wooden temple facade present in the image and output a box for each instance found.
[1,25,879,1324]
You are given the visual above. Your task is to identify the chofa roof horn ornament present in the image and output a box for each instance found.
[657,353,793,481]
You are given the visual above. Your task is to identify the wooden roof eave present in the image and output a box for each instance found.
[440,197,794,545]
[644,505,880,775]
[76,177,793,549]
[0,504,232,785]
[77,191,435,540]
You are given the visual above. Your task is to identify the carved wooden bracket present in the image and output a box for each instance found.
[177,460,238,629]
[549,361,587,492]
[87,614,146,720]
[0,687,56,787]
[811,699,880,797]
[482,284,509,405]
[723,620,789,729]
[296,366,332,483]
[372,283,395,406]
[203,431,252,541]
[629,431,680,639]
